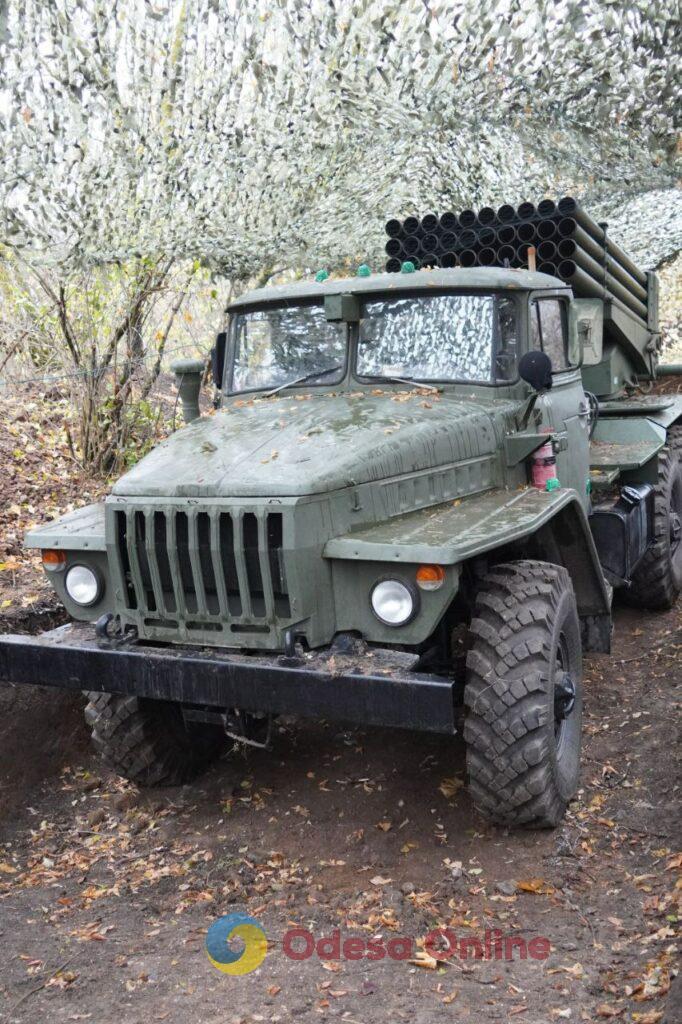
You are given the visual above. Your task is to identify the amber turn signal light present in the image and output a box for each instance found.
[416,564,445,591]
[42,549,66,571]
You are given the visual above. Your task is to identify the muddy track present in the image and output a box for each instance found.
[0,602,679,1023]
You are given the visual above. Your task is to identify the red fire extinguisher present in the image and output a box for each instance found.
[530,435,560,491]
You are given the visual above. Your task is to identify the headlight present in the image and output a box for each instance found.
[370,579,417,626]
[65,565,102,606]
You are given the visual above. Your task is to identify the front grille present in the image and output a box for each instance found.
[112,506,290,632]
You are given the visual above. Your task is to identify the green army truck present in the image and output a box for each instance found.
[1,199,680,828]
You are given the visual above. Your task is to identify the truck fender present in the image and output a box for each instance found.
[324,486,612,652]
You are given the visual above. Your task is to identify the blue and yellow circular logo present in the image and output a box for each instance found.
[205,913,268,975]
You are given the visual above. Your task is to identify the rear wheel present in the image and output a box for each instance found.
[84,693,229,787]
[463,560,583,828]
[626,428,682,610]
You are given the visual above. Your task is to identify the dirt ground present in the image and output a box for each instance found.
[0,385,680,1024]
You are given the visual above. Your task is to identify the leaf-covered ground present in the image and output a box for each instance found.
[0,386,680,1024]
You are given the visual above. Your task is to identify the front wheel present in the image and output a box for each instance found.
[84,693,229,787]
[463,560,583,828]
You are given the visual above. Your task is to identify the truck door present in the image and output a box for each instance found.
[529,295,590,510]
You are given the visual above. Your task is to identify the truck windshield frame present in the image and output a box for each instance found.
[228,300,348,396]
[356,292,518,386]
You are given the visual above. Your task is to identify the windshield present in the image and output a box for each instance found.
[231,303,347,394]
[357,294,517,383]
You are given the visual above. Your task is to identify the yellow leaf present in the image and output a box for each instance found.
[517,878,555,895]
[439,777,464,798]
[408,951,438,970]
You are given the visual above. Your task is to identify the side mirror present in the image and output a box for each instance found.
[212,331,227,389]
[519,350,553,392]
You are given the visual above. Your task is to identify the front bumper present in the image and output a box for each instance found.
[0,624,457,735]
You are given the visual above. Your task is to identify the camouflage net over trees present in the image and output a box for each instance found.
[1,0,680,275]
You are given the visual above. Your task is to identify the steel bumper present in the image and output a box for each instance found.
[0,624,456,735]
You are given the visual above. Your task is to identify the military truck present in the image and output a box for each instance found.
[1,198,680,828]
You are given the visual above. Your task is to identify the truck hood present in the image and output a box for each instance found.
[112,389,510,498]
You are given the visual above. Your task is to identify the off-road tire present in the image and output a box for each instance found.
[625,426,682,610]
[463,561,583,828]
[84,693,228,786]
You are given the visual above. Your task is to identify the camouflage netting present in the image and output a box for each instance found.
[0,1,680,276]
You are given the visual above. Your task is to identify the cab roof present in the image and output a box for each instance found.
[228,267,569,311]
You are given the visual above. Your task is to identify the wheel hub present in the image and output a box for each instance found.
[554,672,576,722]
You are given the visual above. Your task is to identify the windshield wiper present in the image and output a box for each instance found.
[375,376,441,393]
[264,364,342,397]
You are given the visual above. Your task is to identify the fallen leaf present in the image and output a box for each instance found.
[517,878,555,895]
[408,951,439,970]
[439,777,464,798]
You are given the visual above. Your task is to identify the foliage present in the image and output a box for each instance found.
[0,253,201,473]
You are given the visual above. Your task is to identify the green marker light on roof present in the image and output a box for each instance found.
[357,264,371,277]
[315,269,329,282]
[401,261,416,274]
